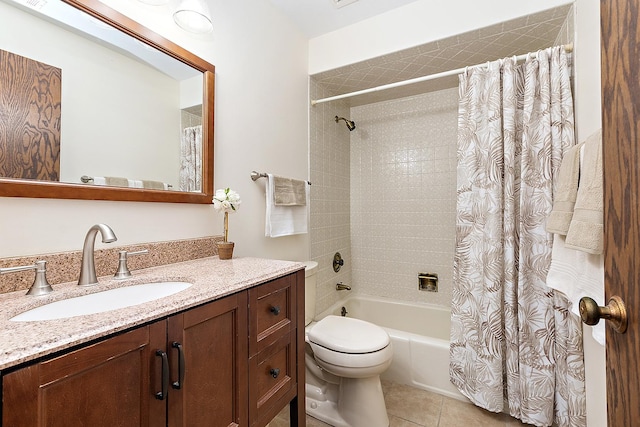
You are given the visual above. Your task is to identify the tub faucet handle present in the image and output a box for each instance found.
[114,249,149,279]
[336,282,351,291]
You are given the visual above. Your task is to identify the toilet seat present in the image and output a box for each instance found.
[307,315,392,370]
[308,315,390,353]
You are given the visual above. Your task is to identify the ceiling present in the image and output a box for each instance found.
[267,0,421,38]
[310,4,574,106]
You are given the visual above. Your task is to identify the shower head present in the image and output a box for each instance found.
[335,116,356,131]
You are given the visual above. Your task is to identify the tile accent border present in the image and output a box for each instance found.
[0,236,224,294]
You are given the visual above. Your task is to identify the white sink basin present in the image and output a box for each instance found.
[10,281,193,322]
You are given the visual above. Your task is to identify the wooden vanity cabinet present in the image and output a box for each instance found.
[166,291,247,427]
[1,270,305,427]
[2,322,168,427]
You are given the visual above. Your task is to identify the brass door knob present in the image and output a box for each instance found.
[578,295,628,334]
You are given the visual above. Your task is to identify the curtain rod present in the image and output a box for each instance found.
[311,43,573,106]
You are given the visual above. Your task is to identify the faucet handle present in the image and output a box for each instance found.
[0,260,54,296]
[114,249,149,280]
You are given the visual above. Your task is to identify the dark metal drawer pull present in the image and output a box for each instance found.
[270,368,280,378]
[155,350,169,400]
[270,306,281,316]
[171,341,185,389]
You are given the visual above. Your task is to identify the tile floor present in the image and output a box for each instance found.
[268,381,534,427]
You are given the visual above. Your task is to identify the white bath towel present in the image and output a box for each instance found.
[265,173,309,237]
[546,234,605,345]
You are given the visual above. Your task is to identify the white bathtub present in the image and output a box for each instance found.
[317,295,468,402]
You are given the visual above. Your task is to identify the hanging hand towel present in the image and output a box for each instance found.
[566,129,603,254]
[546,234,605,345]
[546,142,583,235]
[142,180,166,190]
[265,173,309,237]
[103,176,129,187]
[273,175,307,206]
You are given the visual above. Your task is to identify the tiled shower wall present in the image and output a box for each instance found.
[350,88,458,307]
[309,78,353,315]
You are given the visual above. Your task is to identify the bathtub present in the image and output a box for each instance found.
[317,295,468,402]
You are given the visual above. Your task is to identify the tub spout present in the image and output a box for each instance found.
[336,282,351,291]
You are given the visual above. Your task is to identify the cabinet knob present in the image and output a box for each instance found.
[269,368,280,379]
[270,306,281,316]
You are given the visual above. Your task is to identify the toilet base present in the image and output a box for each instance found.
[305,376,389,427]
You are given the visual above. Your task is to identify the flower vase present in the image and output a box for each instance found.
[217,241,234,260]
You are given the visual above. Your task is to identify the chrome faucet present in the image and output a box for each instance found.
[78,224,117,286]
[336,282,351,291]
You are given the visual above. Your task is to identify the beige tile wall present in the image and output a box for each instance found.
[349,88,458,307]
[309,78,353,315]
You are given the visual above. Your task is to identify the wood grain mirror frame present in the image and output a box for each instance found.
[0,0,215,204]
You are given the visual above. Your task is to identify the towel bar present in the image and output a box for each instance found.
[80,175,173,188]
[250,171,311,185]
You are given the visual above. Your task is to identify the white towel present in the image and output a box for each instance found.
[546,234,605,345]
[265,173,309,237]
[127,179,143,188]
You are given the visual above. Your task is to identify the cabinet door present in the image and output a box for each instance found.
[167,292,248,427]
[2,322,167,427]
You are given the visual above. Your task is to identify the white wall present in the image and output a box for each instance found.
[309,0,573,74]
[0,0,310,262]
[572,1,606,426]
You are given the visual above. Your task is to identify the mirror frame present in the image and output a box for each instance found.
[0,0,214,204]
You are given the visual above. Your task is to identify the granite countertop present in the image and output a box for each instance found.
[0,256,304,371]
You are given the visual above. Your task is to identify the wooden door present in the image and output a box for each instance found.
[0,49,61,181]
[2,323,167,427]
[167,292,248,427]
[601,0,640,425]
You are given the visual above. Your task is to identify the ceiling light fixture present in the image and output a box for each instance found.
[173,0,213,34]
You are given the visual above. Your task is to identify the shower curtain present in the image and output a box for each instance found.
[450,47,586,427]
[179,125,202,192]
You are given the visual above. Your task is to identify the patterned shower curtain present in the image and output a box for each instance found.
[450,47,586,427]
[179,125,202,192]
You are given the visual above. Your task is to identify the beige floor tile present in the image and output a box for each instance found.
[389,414,423,426]
[306,415,334,426]
[438,397,532,427]
[384,381,442,427]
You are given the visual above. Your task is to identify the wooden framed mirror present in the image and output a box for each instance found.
[0,0,214,203]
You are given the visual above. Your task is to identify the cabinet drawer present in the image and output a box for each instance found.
[249,274,295,355]
[249,331,297,426]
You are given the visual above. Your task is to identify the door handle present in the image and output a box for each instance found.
[579,295,628,333]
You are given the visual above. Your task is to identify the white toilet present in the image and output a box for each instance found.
[303,261,392,427]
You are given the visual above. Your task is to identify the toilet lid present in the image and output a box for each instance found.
[308,315,390,354]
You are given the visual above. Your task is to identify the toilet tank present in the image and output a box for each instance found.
[303,261,318,326]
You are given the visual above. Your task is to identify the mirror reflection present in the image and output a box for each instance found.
[0,0,205,193]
